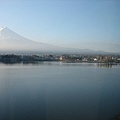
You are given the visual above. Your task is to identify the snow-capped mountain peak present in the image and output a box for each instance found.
[0,27,32,43]
[0,26,6,31]
[0,27,108,54]
[0,27,62,52]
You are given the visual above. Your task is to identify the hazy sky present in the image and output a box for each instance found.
[0,0,120,52]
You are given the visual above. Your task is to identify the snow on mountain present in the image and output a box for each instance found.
[0,27,5,31]
[0,27,109,54]
[0,27,63,53]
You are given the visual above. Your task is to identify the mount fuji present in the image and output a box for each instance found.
[0,27,64,53]
[0,27,108,54]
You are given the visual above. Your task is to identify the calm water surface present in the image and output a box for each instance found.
[0,62,120,120]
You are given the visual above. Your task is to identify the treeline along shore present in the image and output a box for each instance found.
[0,54,120,64]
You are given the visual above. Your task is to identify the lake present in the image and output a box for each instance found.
[0,62,120,120]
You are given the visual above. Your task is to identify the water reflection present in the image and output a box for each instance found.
[97,63,117,68]
[0,62,120,120]
[0,61,119,68]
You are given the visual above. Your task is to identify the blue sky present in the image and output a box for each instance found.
[0,0,120,52]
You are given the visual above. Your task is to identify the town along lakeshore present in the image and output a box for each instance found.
[0,54,120,64]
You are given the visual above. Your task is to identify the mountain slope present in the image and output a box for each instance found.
[0,27,63,53]
[0,27,109,54]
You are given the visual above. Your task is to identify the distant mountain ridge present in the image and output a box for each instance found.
[0,27,110,54]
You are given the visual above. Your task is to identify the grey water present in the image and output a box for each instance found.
[0,62,120,120]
